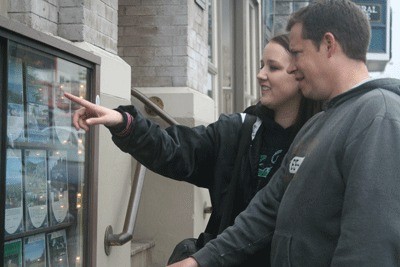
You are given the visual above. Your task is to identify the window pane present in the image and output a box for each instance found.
[207,72,214,98]
[5,41,89,267]
[221,0,233,88]
[263,0,274,31]
[208,0,214,61]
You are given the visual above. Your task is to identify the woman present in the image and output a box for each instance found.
[65,33,321,266]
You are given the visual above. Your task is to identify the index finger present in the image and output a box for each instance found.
[64,92,97,109]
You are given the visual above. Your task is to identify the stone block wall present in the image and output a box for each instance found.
[5,0,118,54]
[274,0,309,34]
[59,0,118,53]
[8,0,58,35]
[118,0,208,93]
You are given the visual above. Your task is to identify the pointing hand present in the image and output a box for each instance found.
[64,92,124,131]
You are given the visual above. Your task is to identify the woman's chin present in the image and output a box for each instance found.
[259,99,271,107]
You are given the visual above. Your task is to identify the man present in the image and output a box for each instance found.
[168,0,400,266]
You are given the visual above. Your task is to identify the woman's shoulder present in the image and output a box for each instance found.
[208,113,245,138]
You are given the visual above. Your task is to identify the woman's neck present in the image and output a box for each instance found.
[274,104,300,129]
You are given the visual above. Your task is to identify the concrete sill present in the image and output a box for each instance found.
[131,239,155,256]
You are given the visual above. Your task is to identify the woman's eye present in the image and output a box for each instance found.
[269,65,279,71]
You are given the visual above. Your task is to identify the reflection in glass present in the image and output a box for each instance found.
[208,0,214,61]
[263,0,274,31]
[5,149,24,236]
[5,41,89,267]
[207,72,214,98]
[221,0,233,89]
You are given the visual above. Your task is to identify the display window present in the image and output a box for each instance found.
[1,24,98,266]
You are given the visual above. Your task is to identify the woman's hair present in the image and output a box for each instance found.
[270,33,290,52]
[267,33,323,131]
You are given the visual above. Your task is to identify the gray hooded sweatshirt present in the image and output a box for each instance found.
[193,78,400,266]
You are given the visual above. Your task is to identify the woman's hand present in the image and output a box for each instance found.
[167,257,199,267]
[64,92,124,131]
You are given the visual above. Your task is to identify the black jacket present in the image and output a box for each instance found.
[110,103,297,266]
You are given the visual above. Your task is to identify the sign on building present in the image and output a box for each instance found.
[353,0,391,71]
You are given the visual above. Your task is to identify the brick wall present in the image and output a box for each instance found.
[59,0,118,53]
[8,0,58,35]
[188,0,208,94]
[118,0,208,93]
[6,0,118,54]
[274,0,309,34]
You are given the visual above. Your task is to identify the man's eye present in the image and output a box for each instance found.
[291,51,299,57]
[269,65,279,71]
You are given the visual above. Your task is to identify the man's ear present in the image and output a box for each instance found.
[323,32,336,58]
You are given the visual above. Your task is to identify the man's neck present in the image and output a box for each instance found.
[328,60,370,100]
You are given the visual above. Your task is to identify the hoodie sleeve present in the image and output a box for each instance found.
[331,108,400,265]
[108,105,243,188]
[191,157,292,266]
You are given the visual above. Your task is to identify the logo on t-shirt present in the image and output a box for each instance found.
[289,156,304,174]
[258,150,283,178]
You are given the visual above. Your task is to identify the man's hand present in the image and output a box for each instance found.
[167,257,199,267]
[64,92,124,131]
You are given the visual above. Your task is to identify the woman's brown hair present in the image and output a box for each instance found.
[269,33,323,131]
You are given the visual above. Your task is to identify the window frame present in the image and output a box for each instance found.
[0,16,100,267]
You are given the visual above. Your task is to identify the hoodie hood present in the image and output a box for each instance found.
[244,102,298,136]
[244,102,274,122]
[327,78,400,109]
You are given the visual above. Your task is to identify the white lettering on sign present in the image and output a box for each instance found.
[358,4,382,22]
[361,5,378,14]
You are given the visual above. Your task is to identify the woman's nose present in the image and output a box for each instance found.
[257,68,267,81]
[287,60,296,74]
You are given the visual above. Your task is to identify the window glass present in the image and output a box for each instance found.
[263,0,274,31]
[4,41,88,267]
[221,0,233,89]
[208,0,214,62]
[292,1,309,12]
[207,72,214,98]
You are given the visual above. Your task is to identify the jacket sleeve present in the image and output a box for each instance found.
[331,114,400,266]
[191,157,292,266]
[108,105,240,188]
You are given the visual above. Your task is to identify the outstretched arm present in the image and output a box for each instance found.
[64,92,123,131]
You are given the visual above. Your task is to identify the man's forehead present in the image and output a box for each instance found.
[289,23,302,39]
[289,23,303,49]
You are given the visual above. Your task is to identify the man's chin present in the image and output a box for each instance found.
[299,86,310,96]
[300,88,324,101]
[300,89,316,101]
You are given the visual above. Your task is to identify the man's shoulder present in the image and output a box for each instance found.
[362,86,400,107]
[363,78,400,99]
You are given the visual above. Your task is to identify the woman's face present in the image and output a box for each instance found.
[257,41,302,112]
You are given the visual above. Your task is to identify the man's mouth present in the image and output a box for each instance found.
[261,86,271,91]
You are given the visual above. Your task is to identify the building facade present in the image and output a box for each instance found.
[1,0,393,266]
[0,0,263,266]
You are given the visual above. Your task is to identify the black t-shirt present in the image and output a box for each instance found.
[256,121,294,191]
[235,107,297,214]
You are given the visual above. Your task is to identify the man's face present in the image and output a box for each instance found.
[288,23,330,100]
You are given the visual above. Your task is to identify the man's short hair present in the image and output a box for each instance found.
[286,0,371,62]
